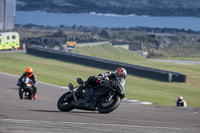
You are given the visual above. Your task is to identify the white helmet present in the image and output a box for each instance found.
[178,96,183,100]
[115,67,127,79]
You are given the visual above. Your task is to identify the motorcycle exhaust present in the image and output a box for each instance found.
[72,92,77,102]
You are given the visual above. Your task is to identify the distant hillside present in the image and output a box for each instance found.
[16,0,200,17]
[16,24,200,58]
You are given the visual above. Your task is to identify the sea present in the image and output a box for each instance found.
[15,11,200,31]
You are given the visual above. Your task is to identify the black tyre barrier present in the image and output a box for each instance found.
[27,46,186,82]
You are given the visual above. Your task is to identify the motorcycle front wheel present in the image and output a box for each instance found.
[19,88,26,99]
[19,91,24,99]
[97,95,121,114]
[57,92,74,112]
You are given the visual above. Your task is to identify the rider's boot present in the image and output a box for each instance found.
[33,94,37,100]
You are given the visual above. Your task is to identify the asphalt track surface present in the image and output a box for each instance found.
[0,72,200,133]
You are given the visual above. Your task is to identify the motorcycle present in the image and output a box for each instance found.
[18,76,34,100]
[57,78,125,114]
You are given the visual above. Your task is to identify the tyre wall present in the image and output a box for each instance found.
[27,46,186,82]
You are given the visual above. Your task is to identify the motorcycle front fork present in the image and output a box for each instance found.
[106,92,114,102]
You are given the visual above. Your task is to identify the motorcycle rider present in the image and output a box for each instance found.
[175,96,187,107]
[77,67,127,94]
[17,67,38,100]
[99,67,127,85]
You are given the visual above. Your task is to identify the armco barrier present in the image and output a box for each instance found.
[27,46,186,82]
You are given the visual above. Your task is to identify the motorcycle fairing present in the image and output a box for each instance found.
[71,85,114,110]
[114,79,125,98]
[92,85,114,107]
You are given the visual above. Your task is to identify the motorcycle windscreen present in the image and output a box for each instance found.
[114,78,126,96]
[20,76,33,89]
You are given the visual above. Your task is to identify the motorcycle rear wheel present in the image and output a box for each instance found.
[19,88,33,100]
[57,92,74,112]
[28,92,33,100]
[97,95,121,114]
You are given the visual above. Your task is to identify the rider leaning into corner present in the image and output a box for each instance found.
[17,67,38,100]
[77,67,127,94]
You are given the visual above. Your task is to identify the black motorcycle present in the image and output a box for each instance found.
[17,76,34,100]
[57,78,125,114]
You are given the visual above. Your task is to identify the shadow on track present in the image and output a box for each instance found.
[29,109,98,114]
[29,110,60,113]
[69,111,98,114]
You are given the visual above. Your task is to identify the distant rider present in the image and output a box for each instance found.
[17,67,38,100]
[175,96,187,107]
[77,67,127,94]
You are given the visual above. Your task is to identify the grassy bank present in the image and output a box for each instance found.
[0,47,200,107]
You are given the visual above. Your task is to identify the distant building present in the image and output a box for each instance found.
[112,42,148,58]
[0,0,16,31]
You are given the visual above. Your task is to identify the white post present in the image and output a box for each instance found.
[168,73,173,82]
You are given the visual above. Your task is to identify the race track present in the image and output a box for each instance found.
[0,72,200,133]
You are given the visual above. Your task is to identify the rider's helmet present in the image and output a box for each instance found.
[26,67,33,77]
[115,67,127,80]
[178,96,184,101]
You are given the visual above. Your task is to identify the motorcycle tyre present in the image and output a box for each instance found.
[97,95,121,114]
[28,90,33,100]
[28,93,33,100]
[19,91,24,99]
[57,92,74,112]
[19,88,25,100]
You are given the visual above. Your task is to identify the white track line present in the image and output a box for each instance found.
[0,72,68,89]
[1,119,200,131]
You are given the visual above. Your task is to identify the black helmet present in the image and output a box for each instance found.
[115,67,127,79]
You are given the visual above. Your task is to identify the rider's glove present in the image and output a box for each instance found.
[104,72,111,77]
[98,73,105,79]
[17,81,20,86]
[98,72,111,80]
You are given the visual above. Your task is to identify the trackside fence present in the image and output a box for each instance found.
[27,46,186,82]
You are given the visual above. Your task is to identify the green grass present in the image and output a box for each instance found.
[0,46,200,107]
[76,44,145,61]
